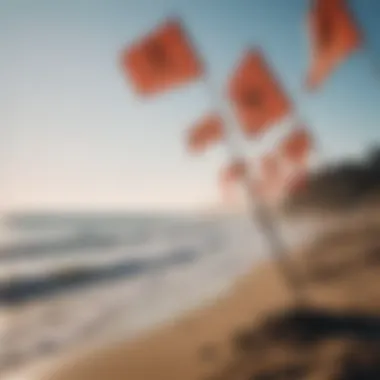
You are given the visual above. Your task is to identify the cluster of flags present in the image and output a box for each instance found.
[120,0,362,208]
[218,125,312,206]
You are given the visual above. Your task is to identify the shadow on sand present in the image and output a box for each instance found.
[207,307,380,380]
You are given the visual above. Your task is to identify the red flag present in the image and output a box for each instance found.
[280,127,312,166]
[121,19,203,96]
[220,160,247,183]
[306,0,362,90]
[219,160,247,204]
[228,50,292,136]
[187,114,224,153]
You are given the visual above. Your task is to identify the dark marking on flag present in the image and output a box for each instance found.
[145,40,169,70]
[240,89,263,108]
[317,8,334,50]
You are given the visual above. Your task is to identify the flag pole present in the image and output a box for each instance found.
[164,13,306,304]
[183,19,307,302]
[200,73,307,305]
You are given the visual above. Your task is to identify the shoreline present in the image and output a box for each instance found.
[2,251,275,380]
[4,207,380,379]
[40,207,380,380]
[40,257,295,380]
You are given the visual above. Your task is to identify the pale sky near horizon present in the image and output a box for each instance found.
[1,0,379,212]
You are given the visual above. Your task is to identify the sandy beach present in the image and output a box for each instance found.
[38,207,380,380]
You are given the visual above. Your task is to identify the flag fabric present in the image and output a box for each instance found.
[121,19,203,96]
[220,160,247,183]
[228,49,292,137]
[187,114,224,153]
[219,160,247,204]
[306,0,362,90]
[280,127,312,166]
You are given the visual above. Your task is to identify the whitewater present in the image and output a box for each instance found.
[0,211,322,379]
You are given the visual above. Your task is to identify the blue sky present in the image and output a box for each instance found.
[1,0,379,211]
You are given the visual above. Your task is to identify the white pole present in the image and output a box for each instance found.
[201,72,306,303]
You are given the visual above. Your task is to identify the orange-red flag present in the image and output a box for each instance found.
[219,159,247,204]
[121,19,203,96]
[306,0,362,90]
[228,50,292,136]
[280,127,312,166]
[187,114,224,153]
[220,160,247,183]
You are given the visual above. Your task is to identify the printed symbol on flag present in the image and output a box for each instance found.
[314,0,342,53]
[318,12,333,50]
[241,89,263,108]
[145,40,169,71]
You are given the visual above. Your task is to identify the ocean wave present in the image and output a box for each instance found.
[0,246,196,305]
[0,227,257,378]
[0,212,320,378]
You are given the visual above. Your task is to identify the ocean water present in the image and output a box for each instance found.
[0,211,319,379]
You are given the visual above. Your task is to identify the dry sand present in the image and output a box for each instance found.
[42,210,380,380]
